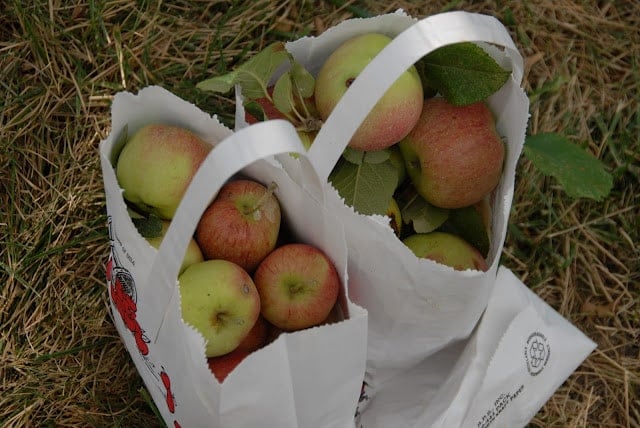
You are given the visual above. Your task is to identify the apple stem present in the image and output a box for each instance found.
[298,117,323,133]
[243,181,278,215]
[288,278,318,296]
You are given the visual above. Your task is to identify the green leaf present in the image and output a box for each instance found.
[290,60,316,99]
[341,148,391,166]
[401,194,449,233]
[244,100,267,122]
[441,205,490,257]
[197,42,290,100]
[273,71,294,114]
[363,149,391,164]
[342,147,365,165]
[524,133,613,201]
[196,71,237,94]
[131,215,163,239]
[329,158,398,216]
[420,42,511,105]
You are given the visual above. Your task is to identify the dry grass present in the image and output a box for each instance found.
[1,0,638,426]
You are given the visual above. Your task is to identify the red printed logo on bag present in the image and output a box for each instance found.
[160,367,182,427]
[160,368,176,413]
[106,217,150,356]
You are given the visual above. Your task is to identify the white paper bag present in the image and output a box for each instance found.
[356,267,596,427]
[268,11,595,427]
[100,86,368,427]
[235,10,529,387]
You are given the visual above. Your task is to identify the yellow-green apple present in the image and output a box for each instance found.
[195,179,281,273]
[145,220,204,274]
[253,243,340,331]
[398,98,505,209]
[403,231,488,272]
[116,124,212,219]
[178,259,261,357]
[314,33,424,151]
[207,348,250,383]
[235,315,270,353]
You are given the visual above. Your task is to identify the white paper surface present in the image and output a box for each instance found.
[357,267,596,427]
[100,86,368,427]
[242,10,530,387]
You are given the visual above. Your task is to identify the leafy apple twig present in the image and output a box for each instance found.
[197,42,320,133]
[196,39,613,221]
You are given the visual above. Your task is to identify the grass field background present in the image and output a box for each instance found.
[1,1,638,426]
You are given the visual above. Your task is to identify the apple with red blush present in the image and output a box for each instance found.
[195,179,281,273]
[253,243,340,331]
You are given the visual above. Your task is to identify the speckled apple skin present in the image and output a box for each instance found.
[116,124,212,219]
[399,98,505,209]
[314,33,424,152]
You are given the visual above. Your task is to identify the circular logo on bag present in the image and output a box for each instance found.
[525,331,550,376]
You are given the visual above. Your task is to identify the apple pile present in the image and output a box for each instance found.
[115,124,342,383]
[198,33,508,272]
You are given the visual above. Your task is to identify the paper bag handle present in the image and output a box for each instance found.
[145,120,312,339]
[307,11,524,181]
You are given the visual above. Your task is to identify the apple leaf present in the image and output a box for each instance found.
[364,149,391,164]
[341,147,391,166]
[290,60,315,99]
[197,42,290,100]
[131,215,163,239]
[419,42,511,105]
[329,157,398,216]
[441,206,490,257]
[342,147,365,165]
[524,133,613,200]
[273,72,294,114]
[401,194,449,234]
[244,100,267,122]
[195,71,237,94]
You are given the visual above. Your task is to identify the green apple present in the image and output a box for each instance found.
[195,179,281,273]
[314,33,424,151]
[253,243,340,331]
[146,220,204,274]
[116,124,212,219]
[179,259,261,357]
[398,98,505,209]
[403,231,488,272]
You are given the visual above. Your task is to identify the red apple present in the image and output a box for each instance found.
[245,89,287,124]
[236,315,270,353]
[207,348,251,383]
[195,179,281,272]
[398,98,505,209]
[253,243,340,331]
